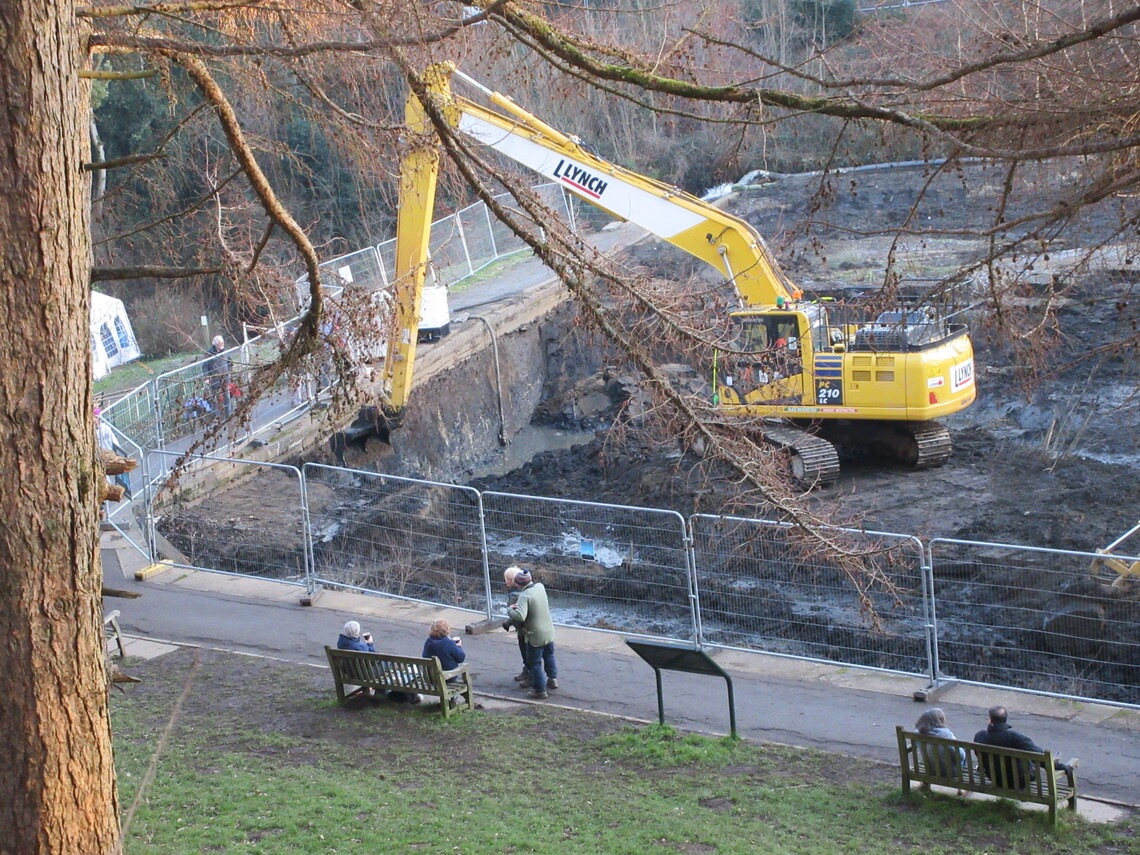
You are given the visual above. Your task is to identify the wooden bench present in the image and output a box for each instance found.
[325,647,474,718]
[896,726,1078,826]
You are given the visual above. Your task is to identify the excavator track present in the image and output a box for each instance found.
[904,421,953,469]
[758,423,841,489]
[818,420,953,469]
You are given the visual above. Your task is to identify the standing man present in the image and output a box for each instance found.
[502,567,530,685]
[204,334,233,416]
[505,567,558,700]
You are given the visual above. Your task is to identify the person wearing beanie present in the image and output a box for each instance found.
[505,567,558,699]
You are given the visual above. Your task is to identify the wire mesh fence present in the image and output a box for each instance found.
[150,454,309,585]
[305,463,491,614]
[116,453,1140,708]
[106,341,282,455]
[102,381,160,451]
[691,515,930,675]
[320,246,387,291]
[929,539,1140,705]
[481,492,694,640]
[457,203,498,262]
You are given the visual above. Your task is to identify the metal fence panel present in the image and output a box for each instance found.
[481,492,694,640]
[486,200,528,256]
[457,201,496,266]
[102,380,160,452]
[929,539,1140,705]
[533,183,575,229]
[426,213,472,283]
[151,454,308,585]
[321,247,386,291]
[691,515,929,675]
[305,464,490,614]
[151,337,300,455]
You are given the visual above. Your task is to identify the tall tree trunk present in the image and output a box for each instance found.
[0,2,120,853]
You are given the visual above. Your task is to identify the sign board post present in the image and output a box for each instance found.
[625,639,737,739]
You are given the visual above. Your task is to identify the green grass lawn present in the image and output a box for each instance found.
[110,648,1138,854]
[95,353,198,402]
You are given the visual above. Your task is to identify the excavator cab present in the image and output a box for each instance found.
[719,311,813,405]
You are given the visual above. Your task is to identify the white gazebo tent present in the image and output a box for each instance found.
[91,291,141,380]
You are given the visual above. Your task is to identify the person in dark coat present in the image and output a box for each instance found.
[973,706,1073,788]
[337,620,374,653]
[422,618,466,673]
[336,620,420,703]
[203,335,234,416]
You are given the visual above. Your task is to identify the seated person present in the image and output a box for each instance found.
[336,620,421,704]
[915,708,966,795]
[422,618,466,679]
[973,705,1072,789]
[337,620,374,653]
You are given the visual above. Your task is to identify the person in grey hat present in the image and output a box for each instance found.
[505,567,558,699]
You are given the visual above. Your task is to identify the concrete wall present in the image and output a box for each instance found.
[313,280,602,482]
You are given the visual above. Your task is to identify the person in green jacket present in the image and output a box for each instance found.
[505,567,558,699]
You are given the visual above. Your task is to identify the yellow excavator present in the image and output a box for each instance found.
[382,63,976,485]
[1090,521,1140,589]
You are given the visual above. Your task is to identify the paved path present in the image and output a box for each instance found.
[104,548,1140,819]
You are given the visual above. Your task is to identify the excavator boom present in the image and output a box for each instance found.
[447,67,797,309]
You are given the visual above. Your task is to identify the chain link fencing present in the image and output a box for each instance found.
[304,463,491,614]
[149,452,309,586]
[115,454,1140,709]
[691,515,931,675]
[929,538,1140,705]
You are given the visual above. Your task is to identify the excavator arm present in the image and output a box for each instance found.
[442,65,797,309]
[383,61,796,416]
[381,66,450,414]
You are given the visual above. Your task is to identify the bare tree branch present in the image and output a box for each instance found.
[78,0,261,18]
[92,264,221,280]
[83,152,165,172]
[79,68,158,79]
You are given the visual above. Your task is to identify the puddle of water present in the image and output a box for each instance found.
[470,425,596,479]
